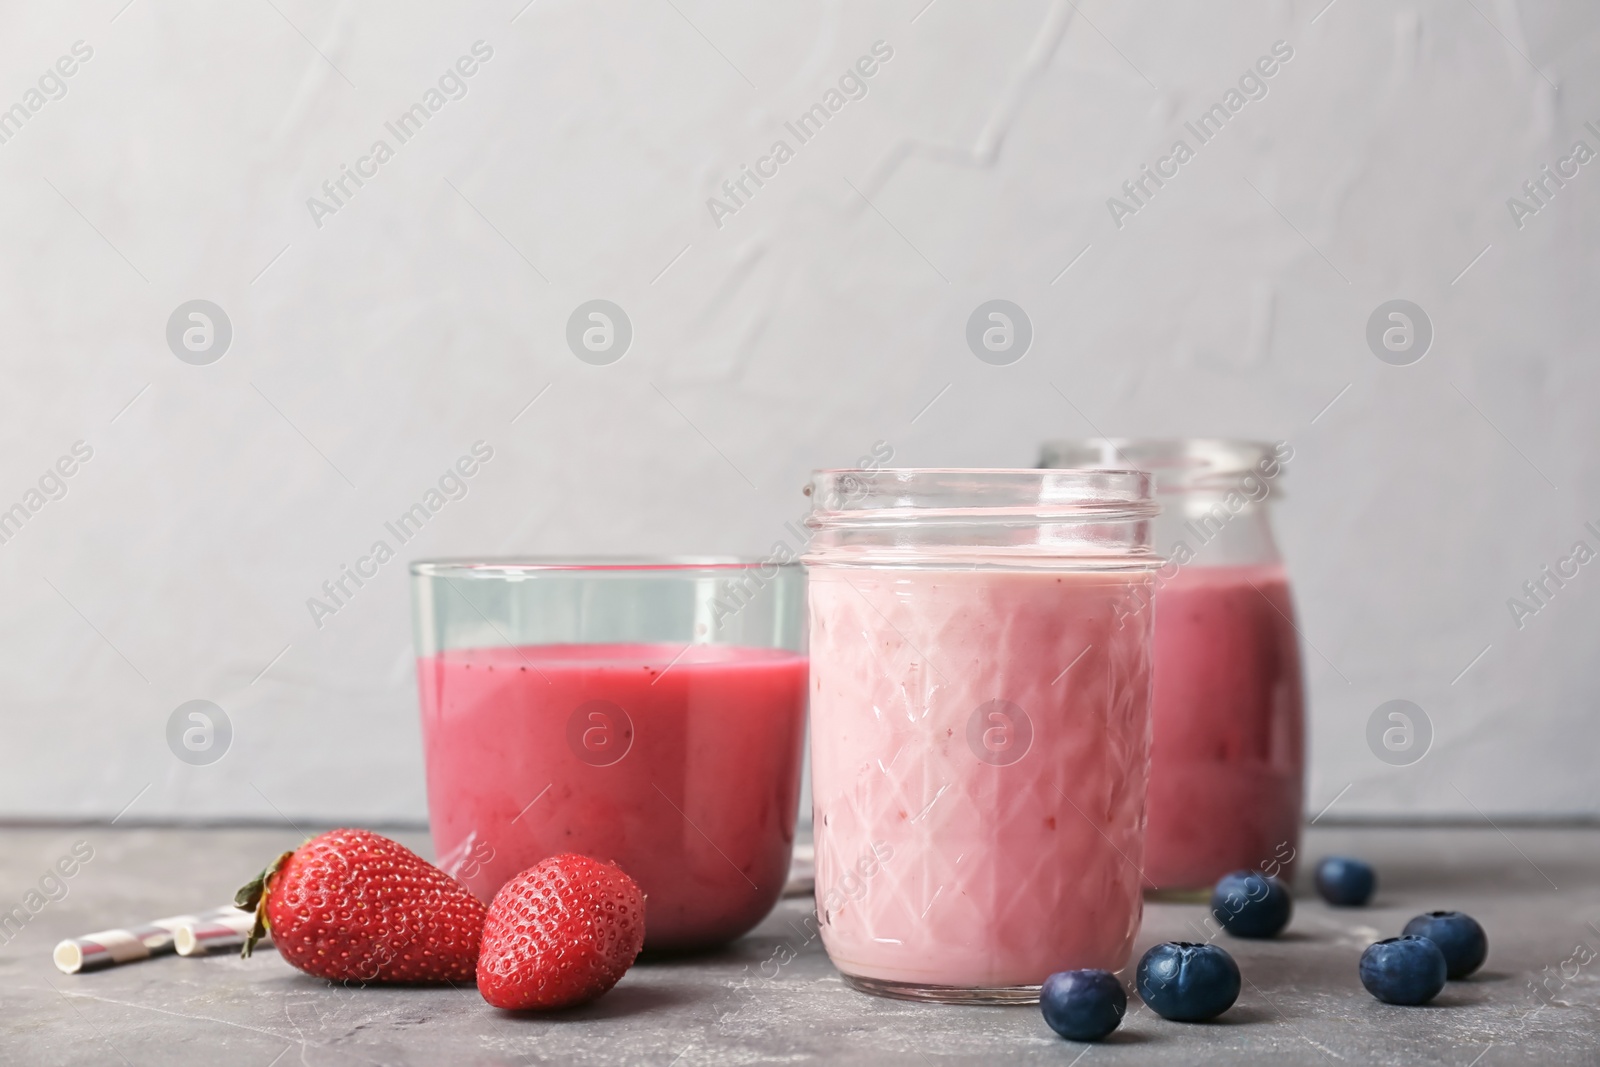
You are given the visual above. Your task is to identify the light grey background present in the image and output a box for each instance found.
[0,0,1594,824]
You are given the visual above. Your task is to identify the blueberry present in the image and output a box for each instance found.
[1314,856,1376,907]
[1402,911,1488,979]
[1135,942,1241,1022]
[1040,969,1126,1042]
[1359,935,1448,1005]
[1209,870,1292,938]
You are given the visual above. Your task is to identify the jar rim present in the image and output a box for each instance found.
[1038,438,1286,494]
[803,468,1158,566]
[410,556,795,578]
[805,467,1158,525]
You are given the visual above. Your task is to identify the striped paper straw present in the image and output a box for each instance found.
[53,906,246,974]
[174,909,267,957]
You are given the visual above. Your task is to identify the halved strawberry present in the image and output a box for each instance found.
[237,827,487,984]
[477,853,645,1010]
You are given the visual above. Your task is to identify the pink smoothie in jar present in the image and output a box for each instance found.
[411,559,809,952]
[803,469,1160,1002]
[1143,564,1304,889]
[1041,440,1306,893]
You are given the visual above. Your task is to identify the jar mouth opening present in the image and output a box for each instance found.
[805,467,1157,527]
[410,556,794,578]
[803,468,1160,566]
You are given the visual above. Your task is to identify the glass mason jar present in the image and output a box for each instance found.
[410,558,808,951]
[802,469,1161,1003]
[1040,439,1305,894]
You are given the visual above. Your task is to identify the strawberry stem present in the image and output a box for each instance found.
[235,850,293,959]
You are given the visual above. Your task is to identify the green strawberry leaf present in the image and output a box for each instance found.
[236,850,293,959]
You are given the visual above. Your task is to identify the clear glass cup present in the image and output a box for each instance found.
[802,469,1161,1003]
[1040,439,1306,894]
[410,558,808,951]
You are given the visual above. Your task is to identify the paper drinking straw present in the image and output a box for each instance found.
[174,909,267,957]
[53,906,245,974]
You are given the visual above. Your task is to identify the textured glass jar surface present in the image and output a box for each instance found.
[804,469,1159,994]
[808,567,1154,989]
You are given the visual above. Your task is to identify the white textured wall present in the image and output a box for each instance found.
[0,0,1595,824]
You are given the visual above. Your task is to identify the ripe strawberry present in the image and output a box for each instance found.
[236,827,487,984]
[477,853,645,1010]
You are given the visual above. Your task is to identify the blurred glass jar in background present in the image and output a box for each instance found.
[1040,440,1305,894]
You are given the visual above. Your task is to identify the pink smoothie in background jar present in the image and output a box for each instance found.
[1041,439,1306,893]
[419,642,807,950]
[1143,563,1304,890]
[803,469,1161,1002]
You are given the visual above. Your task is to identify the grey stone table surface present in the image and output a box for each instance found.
[2,825,1596,1066]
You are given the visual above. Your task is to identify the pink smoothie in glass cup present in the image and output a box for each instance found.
[419,643,807,950]
[411,559,809,952]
